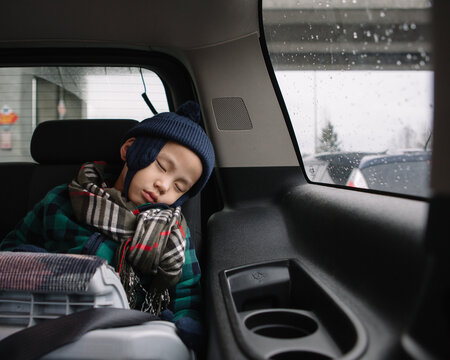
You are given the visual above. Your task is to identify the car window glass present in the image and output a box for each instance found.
[0,66,169,163]
[262,0,433,197]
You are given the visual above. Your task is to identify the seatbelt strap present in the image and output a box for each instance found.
[0,308,157,360]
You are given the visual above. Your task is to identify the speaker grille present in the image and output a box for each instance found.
[212,97,253,130]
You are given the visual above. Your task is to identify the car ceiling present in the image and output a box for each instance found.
[0,0,259,50]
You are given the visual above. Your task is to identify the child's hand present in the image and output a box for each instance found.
[11,244,48,252]
[159,309,174,322]
[175,316,204,354]
[159,310,204,354]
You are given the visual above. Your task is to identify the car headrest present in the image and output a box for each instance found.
[31,119,138,164]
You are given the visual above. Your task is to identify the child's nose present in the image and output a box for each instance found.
[155,178,169,194]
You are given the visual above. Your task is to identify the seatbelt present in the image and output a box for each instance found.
[0,308,157,360]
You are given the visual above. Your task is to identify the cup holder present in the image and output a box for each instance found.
[223,260,367,359]
[245,310,318,339]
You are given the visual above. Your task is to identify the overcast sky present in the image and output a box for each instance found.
[83,67,433,157]
[275,70,434,155]
[86,70,169,120]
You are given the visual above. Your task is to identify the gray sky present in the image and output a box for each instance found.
[276,70,434,155]
[84,68,434,157]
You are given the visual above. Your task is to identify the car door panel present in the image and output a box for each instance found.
[206,166,429,360]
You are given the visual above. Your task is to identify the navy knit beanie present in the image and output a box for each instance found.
[122,101,215,207]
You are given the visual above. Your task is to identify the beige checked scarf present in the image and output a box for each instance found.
[68,162,187,314]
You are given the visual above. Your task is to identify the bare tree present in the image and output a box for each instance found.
[390,124,432,150]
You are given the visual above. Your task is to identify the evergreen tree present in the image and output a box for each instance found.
[318,121,341,153]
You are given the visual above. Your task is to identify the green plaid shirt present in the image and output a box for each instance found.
[0,184,202,321]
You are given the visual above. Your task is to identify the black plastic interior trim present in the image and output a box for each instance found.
[216,166,305,208]
[403,195,450,359]
[206,166,430,360]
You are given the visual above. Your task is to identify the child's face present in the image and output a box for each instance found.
[124,140,203,206]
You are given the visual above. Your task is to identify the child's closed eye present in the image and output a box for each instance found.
[156,160,166,172]
[175,183,185,193]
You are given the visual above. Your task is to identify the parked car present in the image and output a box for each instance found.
[347,151,431,197]
[303,152,379,185]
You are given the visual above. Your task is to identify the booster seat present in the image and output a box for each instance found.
[0,119,194,359]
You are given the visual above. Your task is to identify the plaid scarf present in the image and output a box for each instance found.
[68,162,187,314]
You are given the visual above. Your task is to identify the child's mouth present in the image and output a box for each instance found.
[142,190,157,203]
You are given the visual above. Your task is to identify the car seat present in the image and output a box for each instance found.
[0,119,196,359]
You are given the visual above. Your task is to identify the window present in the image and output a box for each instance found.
[0,67,169,163]
[262,0,433,197]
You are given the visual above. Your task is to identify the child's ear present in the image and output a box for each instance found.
[120,138,135,161]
